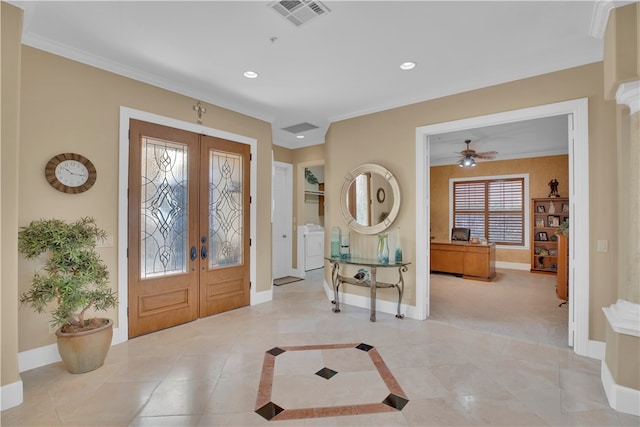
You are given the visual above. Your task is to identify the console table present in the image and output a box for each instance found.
[325,256,410,322]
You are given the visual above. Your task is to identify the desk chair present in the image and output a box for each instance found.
[451,227,471,242]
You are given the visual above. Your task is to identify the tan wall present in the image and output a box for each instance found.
[604,3,639,99]
[1,2,23,389]
[430,155,569,264]
[273,145,293,163]
[326,62,617,341]
[17,47,273,352]
[605,322,640,389]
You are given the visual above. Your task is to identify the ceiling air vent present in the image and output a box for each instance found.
[282,122,319,134]
[268,0,331,27]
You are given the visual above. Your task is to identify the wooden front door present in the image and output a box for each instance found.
[128,120,250,338]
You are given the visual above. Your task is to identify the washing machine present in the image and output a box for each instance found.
[303,224,324,271]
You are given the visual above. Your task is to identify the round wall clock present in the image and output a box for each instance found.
[45,153,97,194]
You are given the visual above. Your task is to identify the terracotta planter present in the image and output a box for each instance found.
[55,318,113,374]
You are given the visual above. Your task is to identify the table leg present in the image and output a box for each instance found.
[395,265,407,318]
[370,266,377,322]
[330,261,341,313]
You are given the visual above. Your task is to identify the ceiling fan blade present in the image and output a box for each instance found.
[475,152,497,159]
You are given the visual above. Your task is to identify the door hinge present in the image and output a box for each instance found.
[250,153,252,161]
[249,196,252,204]
[249,238,252,246]
[127,307,129,318]
[249,281,252,289]
[126,248,129,258]
[128,129,131,140]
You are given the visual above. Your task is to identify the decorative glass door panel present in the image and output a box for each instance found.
[199,136,250,317]
[140,137,188,278]
[209,150,243,269]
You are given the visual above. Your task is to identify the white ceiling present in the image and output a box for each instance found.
[9,1,623,163]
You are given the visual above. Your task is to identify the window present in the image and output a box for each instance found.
[453,177,524,245]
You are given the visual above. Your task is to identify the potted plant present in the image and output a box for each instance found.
[556,220,569,236]
[18,217,117,374]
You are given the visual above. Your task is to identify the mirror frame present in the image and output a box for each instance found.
[340,163,401,235]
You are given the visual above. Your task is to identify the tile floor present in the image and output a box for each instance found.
[3,268,639,426]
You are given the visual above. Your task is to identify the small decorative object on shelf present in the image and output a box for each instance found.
[340,232,350,259]
[548,201,556,214]
[548,178,560,197]
[330,227,341,257]
[377,232,389,264]
[393,227,403,263]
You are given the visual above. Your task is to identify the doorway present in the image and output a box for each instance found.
[415,98,591,357]
[272,161,293,280]
[127,119,251,338]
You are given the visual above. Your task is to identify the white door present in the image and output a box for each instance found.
[272,161,293,279]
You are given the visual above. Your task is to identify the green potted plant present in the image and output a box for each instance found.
[556,220,569,236]
[18,217,118,374]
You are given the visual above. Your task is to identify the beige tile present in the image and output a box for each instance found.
[137,379,217,417]
[6,267,638,427]
[400,397,480,426]
[456,395,549,426]
[129,414,203,426]
[430,362,513,399]
[391,366,450,400]
[57,381,158,426]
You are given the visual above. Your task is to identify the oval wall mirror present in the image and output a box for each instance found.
[340,163,401,235]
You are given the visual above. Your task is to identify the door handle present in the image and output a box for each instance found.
[190,246,197,261]
[200,236,207,260]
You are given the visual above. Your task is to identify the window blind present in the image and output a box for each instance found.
[453,178,524,245]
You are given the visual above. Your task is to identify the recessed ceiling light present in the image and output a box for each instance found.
[296,135,305,139]
[244,71,258,79]
[400,61,416,71]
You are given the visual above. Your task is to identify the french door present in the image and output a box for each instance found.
[128,119,250,338]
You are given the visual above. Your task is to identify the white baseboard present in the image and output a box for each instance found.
[495,261,530,270]
[17,343,60,373]
[322,279,418,320]
[588,339,606,360]
[602,359,640,416]
[0,379,23,410]
[252,288,273,305]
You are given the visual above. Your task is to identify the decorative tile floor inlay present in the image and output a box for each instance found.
[255,343,409,421]
[315,367,338,380]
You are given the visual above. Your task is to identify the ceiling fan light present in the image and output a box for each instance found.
[459,155,476,168]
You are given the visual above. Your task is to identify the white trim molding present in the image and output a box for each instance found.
[602,359,640,416]
[603,299,640,337]
[616,81,640,115]
[0,380,23,411]
[416,98,591,356]
[589,1,637,39]
[118,107,259,345]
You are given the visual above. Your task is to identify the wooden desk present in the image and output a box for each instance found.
[430,240,496,281]
[325,256,410,322]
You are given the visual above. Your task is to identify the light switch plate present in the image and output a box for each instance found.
[597,240,608,252]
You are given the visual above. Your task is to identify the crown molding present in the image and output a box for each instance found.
[616,81,640,115]
[589,1,637,39]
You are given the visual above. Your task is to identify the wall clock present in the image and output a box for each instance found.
[45,153,97,194]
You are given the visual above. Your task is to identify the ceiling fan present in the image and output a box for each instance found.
[457,139,498,167]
